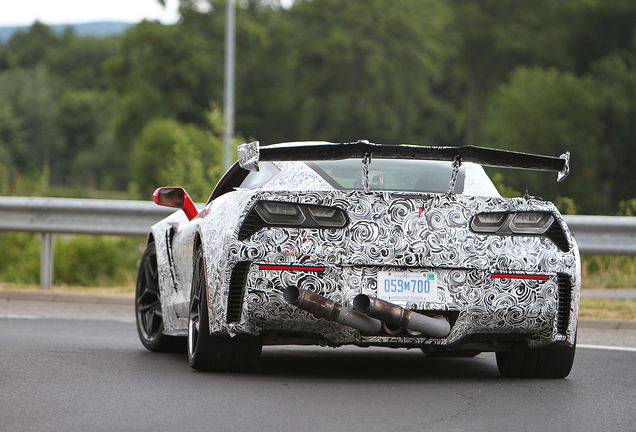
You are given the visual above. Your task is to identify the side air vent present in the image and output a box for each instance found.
[238,211,264,241]
[557,273,572,335]
[546,221,571,252]
[227,262,251,323]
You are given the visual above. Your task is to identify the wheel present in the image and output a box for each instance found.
[135,241,186,352]
[188,246,262,372]
[496,339,576,378]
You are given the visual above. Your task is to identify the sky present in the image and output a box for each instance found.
[0,0,181,27]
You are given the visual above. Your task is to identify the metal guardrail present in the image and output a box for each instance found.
[563,215,636,256]
[0,197,634,288]
[0,197,173,236]
[0,197,174,289]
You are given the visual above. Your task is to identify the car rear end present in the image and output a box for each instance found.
[228,189,579,353]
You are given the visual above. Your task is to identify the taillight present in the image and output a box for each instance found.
[470,213,507,233]
[509,212,554,234]
[306,205,348,227]
[256,202,306,225]
[471,211,555,235]
[239,201,349,240]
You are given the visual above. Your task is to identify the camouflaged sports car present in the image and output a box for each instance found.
[135,140,579,378]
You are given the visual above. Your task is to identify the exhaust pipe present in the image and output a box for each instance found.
[383,322,403,335]
[352,294,450,338]
[283,287,382,335]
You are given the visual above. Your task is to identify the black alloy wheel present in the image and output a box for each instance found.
[188,245,262,372]
[135,241,185,352]
[187,247,206,366]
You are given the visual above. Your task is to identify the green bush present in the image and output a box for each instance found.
[0,232,41,284]
[0,232,144,287]
[581,255,636,289]
[53,235,144,286]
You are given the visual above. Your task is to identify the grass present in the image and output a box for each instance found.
[581,255,636,289]
[0,282,135,297]
[0,232,144,287]
[579,297,636,321]
[577,255,636,319]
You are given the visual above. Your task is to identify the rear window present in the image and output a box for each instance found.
[240,162,280,189]
[306,159,462,193]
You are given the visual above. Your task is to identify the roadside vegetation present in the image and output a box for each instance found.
[1,2,635,321]
[581,256,636,289]
[579,298,636,321]
[0,232,144,287]
[0,0,635,212]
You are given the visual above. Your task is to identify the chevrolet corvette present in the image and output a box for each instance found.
[135,140,579,378]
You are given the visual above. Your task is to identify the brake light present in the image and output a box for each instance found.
[307,205,348,227]
[256,202,306,224]
[491,273,550,280]
[470,213,507,232]
[509,212,554,234]
[259,264,325,272]
[471,211,554,235]
[239,201,349,240]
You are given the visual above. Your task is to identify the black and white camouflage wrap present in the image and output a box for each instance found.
[150,159,579,350]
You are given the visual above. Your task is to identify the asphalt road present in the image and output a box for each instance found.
[1,299,635,431]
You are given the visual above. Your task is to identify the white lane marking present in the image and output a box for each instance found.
[578,344,636,353]
[0,314,134,322]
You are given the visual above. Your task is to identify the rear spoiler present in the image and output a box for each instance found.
[237,140,570,183]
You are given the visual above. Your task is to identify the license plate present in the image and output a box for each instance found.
[377,270,437,304]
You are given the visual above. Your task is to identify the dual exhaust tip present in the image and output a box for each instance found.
[283,286,450,338]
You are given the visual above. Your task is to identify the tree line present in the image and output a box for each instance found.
[0,0,635,213]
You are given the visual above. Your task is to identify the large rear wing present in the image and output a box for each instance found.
[237,140,571,184]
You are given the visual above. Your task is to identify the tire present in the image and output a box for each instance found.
[496,339,576,378]
[188,246,262,372]
[135,241,186,353]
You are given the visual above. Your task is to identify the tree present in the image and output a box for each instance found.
[0,65,65,180]
[104,20,221,152]
[174,0,461,145]
[453,1,583,144]
[58,89,126,189]
[0,23,126,190]
[1,21,60,69]
[586,50,636,211]
[130,114,225,197]
[158,106,241,201]
[567,0,636,75]
[480,47,636,215]
[479,66,602,213]
[46,32,120,90]
[0,96,21,166]
[275,0,458,145]
[58,90,104,155]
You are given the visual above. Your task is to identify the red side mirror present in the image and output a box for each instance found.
[153,187,198,220]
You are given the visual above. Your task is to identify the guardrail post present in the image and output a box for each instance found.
[40,232,54,289]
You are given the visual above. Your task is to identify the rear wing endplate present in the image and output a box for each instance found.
[237,140,570,183]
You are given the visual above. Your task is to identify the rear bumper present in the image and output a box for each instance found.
[224,264,578,349]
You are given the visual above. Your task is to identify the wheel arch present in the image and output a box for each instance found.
[192,230,206,299]
[193,231,203,268]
